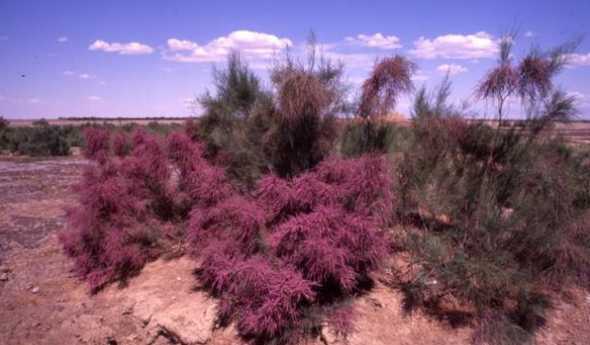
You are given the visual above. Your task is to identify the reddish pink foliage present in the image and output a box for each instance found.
[188,195,265,255]
[184,164,234,208]
[167,132,233,208]
[123,131,170,194]
[256,174,297,223]
[65,126,395,341]
[258,155,394,225]
[167,132,205,173]
[59,160,152,292]
[270,206,386,294]
[329,155,395,223]
[255,171,339,225]
[83,127,110,161]
[192,154,393,341]
[198,254,315,339]
[112,132,130,157]
[61,130,213,292]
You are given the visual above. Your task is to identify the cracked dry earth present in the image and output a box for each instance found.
[0,157,589,345]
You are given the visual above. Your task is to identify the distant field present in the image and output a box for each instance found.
[6,117,590,145]
[6,118,190,127]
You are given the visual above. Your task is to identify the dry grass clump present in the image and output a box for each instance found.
[358,56,416,119]
[341,55,415,157]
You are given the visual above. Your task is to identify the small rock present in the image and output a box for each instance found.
[122,305,133,315]
[368,297,383,309]
[0,266,10,273]
[0,273,8,281]
[31,286,40,294]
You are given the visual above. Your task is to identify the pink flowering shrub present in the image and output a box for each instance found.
[270,206,386,296]
[257,155,394,225]
[64,126,394,342]
[188,195,265,255]
[112,132,131,157]
[189,154,393,342]
[199,254,315,340]
[61,130,211,292]
[59,159,155,292]
[83,127,110,161]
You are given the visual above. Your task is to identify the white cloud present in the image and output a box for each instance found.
[524,31,535,38]
[411,32,499,59]
[28,98,40,104]
[89,40,154,55]
[57,36,68,43]
[167,39,199,51]
[566,53,590,67]
[345,33,402,49]
[87,96,102,101]
[437,63,468,76]
[63,70,75,76]
[163,30,292,63]
[79,73,94,79]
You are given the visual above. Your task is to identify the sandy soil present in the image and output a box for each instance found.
[0,157,589,345]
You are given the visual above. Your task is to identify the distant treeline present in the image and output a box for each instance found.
[57,116,192,121]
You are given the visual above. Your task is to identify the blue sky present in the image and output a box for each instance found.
[1,0,590,118]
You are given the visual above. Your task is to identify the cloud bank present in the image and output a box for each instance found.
[89,40,154,55]
[345,33,402,49]
[164,30,292,63]
[411,32,499,59]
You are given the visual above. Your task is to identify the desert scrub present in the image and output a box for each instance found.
[190,154,393,343]
[2,120,72,156]
[340,56,415,157]
[194,38,347,188]
[59,128,217,292]
[394,38,590,345]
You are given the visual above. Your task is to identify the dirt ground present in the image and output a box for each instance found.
[0,157,589,345]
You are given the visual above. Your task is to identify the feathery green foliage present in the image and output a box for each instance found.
[395,71,590,345]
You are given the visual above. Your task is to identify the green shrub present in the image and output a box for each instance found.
[146,121,181,135]
[0,116,9,151]
[265,55,343,177]
[0,116,8,131]
[394,69,590,344]
[4,121,71,156]
[195,52,270,188]
[340,119,411,157]
[196,43,346,186]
